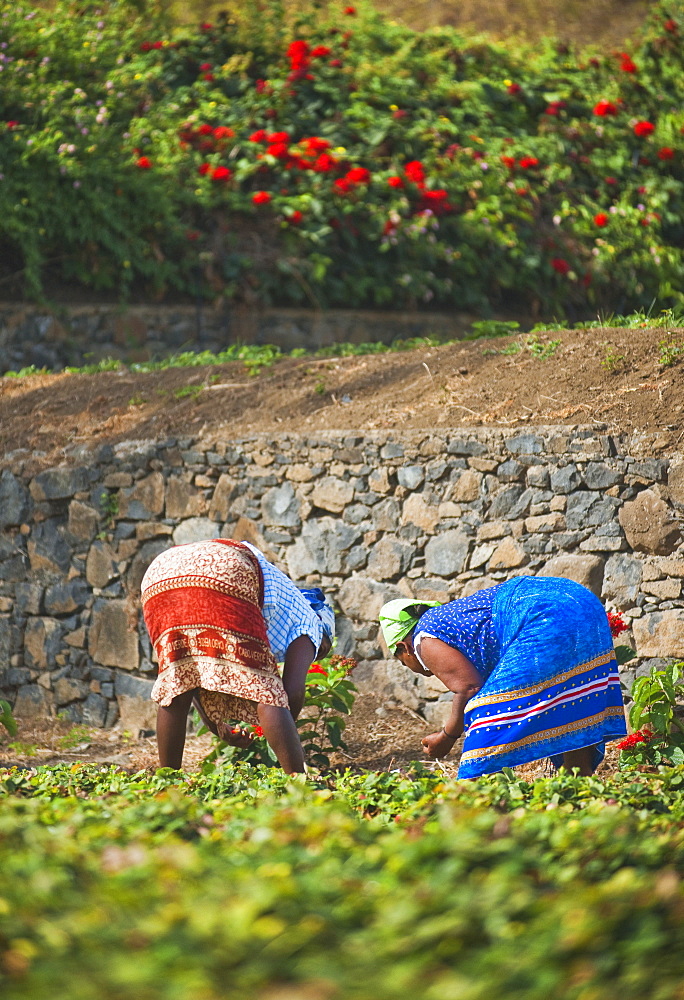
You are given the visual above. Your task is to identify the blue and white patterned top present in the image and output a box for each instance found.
[414,585,501,679]
[242,543,323,661]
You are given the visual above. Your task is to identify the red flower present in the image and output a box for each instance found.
[664,18,678,33]
[404,160,426,185]
[507,82,522,95]
[198,163,211,176]
[288,210,304,225]
[607,611,628,638]
[249,129,267,143]
[252,190,272,204]
[308,663,327,674]
[198,123,214,136]
[200,22,213,31]
[334,177,353,194]
[593,99,618,117]
[616,729,652,749]
[211,165,232,182]
[392,109,409,119]
[266,142,290,159]
[6,121,20,129]
[203,73,215,82]
[310,45,332,57]
[136,156,152,169]
[605,176,617,185]
[301,136,331,153]
[519,155,539,169]
[634,120,655,137]
[213,126,234,140]
[658,146,675,160]
[330,59,343,68]
[500,155,516,169]
[253,725,264,737]
[267,131,290,143]
[344,6,356,13]
[346,166,371,184]
[594,212,609,227]
[620,53,637,73]
[516,187,528,196]
[545,101,566,116]
[255,79,271,94]
[199,63,213,72]
[388,175,404,188]
[312,152,338,172]
[551,257,570,275]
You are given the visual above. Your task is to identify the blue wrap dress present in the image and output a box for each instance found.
[413,576,627,779]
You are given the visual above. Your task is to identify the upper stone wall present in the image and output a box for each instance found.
[0,303,468,372]
[1,426,683,733]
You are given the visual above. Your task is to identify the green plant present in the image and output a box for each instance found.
[619,660,684,769]
[465,319,521,340]
[7,741,38,756]
[524,333,562,359]
[128,393,147,406]
[173,383,204,399]
[600,343,627,371]
[99,490,120,526]
[204,653,358,771]
[56,724,93,750]
[314,377,327,395]
[657,336,684,366]
[0,701,17,739]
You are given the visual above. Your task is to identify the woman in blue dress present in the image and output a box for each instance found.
[378,576,627,778]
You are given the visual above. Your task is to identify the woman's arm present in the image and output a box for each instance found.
[418,637,483,759]
[282,634,316,719]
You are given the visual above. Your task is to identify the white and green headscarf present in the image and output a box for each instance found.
[378,599,442,654]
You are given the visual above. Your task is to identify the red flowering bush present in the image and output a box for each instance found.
[3,0,684,317]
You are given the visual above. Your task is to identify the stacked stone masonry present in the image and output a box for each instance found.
[1,425,683,734]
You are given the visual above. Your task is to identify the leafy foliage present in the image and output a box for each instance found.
[0,700,17,738]
[4,0,684,319]
[1,761,684,998]
[619,660,684,768]
[200,652,358,771]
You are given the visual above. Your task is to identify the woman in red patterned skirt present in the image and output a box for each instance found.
[140,538,334,773]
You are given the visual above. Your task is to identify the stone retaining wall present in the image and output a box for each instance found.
[1,426,683,734]
[0,303,472,373]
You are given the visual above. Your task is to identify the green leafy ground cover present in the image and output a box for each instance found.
[3,0,684,319]
[2,762,684,998]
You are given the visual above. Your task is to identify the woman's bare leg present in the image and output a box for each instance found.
[257,703,306,774]
[156,689,196,769]
[561,745,596,776]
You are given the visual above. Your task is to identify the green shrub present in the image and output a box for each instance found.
[3,0,684,320]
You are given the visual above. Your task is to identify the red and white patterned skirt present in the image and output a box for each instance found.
[141,539,289,727]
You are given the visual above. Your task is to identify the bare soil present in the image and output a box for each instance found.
[0,693,622,779]
[1,321,674,775]
[1,324,684,473]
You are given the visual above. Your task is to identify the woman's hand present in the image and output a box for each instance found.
[421,729,460,759]
[216,722,254,748]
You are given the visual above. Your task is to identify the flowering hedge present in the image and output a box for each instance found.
[3,0,684,318]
